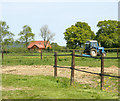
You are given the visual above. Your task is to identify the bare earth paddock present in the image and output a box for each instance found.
[2,65,118,84]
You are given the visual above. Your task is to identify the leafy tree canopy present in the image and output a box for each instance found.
[0,21,14,49]
[96,20,119,48]
[64,22,95,49]
[51,42,65,50]
[18,25,35,48]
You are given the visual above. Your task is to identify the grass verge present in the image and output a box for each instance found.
[2,52,118,67]
[2,74,118,99]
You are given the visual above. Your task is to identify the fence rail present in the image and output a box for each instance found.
[53,50,120,90]
[2,47,119,60]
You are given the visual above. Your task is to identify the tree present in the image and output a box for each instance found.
[0,21,14,50]
[64,22,95,49]
[96,20,119,48]
[40,25,55,49]
[18,25,35,48]
[51,42,63,50]
[118,21,120,48]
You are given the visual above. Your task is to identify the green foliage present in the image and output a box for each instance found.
[96,20,119,48]
[7,47,29,53]
[18,25,35,48]
[0,21,14,49]
[51,42,65,50]
[6,47,39,53]
[64,22,95,49]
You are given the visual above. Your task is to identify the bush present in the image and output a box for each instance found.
[6,47,29,53]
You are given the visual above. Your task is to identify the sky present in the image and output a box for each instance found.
[0,0,118,46]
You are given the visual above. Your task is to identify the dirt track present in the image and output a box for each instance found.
[2,65,118,84]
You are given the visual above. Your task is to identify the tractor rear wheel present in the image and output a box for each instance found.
[90,49,97,57]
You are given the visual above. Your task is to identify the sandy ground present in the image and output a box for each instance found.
[2,65,118,84]
[1,65,118,92]
[1,86,31,91]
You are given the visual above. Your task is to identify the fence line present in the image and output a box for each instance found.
[53,50,120,90]
[55,66,120,78]
[2,47,119,59]
[54,52,57,78]
[2,47,120,54]
[70,50,75,85]
[1,49,119,90]
[54,66,71,69]
[41,50,42,60]
[2,51,3,60]
[101,53,104,90]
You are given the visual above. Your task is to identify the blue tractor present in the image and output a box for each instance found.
[83,40,106,57]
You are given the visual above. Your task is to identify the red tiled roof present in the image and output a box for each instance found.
[28,41,50,49]
[32,44,45,48]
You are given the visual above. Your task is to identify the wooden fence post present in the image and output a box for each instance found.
[41,50,42,60]
[101,53,104,90]
[6,49,7,55]
[54,52,57,78]
[80,49,81,55]
[70,50,75,85]
[2,51,3,60]
[81,49,83,55]
[117,48,119,57]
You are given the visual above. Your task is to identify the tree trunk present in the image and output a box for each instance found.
[44,39,46,49]
[26,37,28,48]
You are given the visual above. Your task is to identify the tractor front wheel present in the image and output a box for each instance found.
[103,52,106,56]
[90,49,97,57]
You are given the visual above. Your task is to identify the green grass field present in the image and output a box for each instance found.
[1,52,119,99]
[2,74,118,99]
[2,52,119,67]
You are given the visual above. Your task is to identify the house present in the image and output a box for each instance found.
[27,41,52,52]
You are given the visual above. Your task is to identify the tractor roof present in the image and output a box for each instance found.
[86,40,97,43]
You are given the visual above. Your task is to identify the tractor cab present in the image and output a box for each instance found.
[85,40,98,50]
[84,40,106,57]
